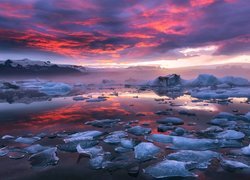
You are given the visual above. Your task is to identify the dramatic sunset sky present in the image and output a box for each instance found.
[0,0,249,68]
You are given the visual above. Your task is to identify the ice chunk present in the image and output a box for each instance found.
[214,112,237,121]
[104,131,127,144]
[85,119,121,128]
[172,127,186,136]
[157,125,175,132]
[8,149,26,159]
[86,98,106,102]
[241,144,250,156]
[102,155,136,171]
[115,147,133,153]
[200,126,223,134]
[29,147,59,167]
[39,82,72,96]
[1,135,15,140]
[15,137,41,144]
[73,96,88,101]
[216,130,245,140]
[209,118,237,127]
[144,160,196,178]
[76,145,103,158]
[58,140,98,152]
[24,144,50,154]
[244,112,250,121]
[169,136,219,150]
[146,134,241,150]
[127,126,151,136]
[178,110,196,116]
[64,130,103,143]
[89,153,111,169]
[167,150,220,169]
[120,138,135,149]
[157,117,184,125]
[134,142,160,161]
[0,147,9,157]
[146,134,173,144]
[221,159,250,171]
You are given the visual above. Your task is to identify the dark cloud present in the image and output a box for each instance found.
[0,0,249,63]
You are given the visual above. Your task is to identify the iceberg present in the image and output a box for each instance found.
[39,82,72,96]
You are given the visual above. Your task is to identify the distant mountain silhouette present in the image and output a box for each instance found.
[0,59,87,75]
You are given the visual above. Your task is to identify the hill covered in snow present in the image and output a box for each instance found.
[0,59,87,76]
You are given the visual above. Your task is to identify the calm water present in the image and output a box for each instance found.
[0,88,250,180]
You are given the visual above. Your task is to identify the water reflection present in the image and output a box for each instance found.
[0,88,249,136]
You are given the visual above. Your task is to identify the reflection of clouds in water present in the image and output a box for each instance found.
[18,99,129,132]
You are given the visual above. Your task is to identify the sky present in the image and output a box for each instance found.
[0,0,250,68]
